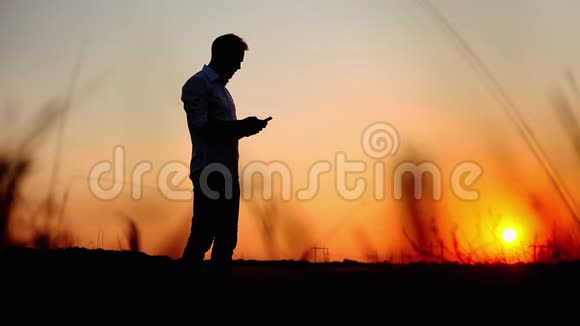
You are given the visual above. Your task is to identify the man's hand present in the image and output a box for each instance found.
[240,116,269,137]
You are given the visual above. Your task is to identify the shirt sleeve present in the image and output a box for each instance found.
[181,76,209,131]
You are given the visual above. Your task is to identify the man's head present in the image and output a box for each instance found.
[210,33,248,82]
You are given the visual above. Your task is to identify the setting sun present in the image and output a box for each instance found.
[502,228,517,244]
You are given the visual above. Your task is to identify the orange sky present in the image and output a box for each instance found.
[2,0,580,262]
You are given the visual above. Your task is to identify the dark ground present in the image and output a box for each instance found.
[1,246,578,318]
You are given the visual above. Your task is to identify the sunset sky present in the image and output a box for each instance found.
[2,0,580,262]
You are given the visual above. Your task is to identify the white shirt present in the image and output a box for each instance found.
[181,65,239,179]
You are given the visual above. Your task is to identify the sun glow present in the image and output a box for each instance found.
[502,227,517,243]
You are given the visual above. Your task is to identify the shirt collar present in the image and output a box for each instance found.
[202,64,221,82]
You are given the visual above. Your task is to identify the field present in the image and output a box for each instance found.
[2,246,578,316]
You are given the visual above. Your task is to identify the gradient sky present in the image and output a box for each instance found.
[2,0,580,262]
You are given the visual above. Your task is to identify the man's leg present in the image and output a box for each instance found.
[182,170,216,269]
[210,175,240,278]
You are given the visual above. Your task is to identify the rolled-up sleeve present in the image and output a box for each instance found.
[181,76,208,131]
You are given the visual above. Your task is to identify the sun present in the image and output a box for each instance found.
[502,227,517,243]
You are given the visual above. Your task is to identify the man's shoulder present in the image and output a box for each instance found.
[182,70,209,92]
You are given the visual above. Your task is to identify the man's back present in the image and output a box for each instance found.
[181,64,239,178]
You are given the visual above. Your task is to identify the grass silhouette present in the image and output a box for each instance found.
[0,98,74,250]
[0,51,141,254]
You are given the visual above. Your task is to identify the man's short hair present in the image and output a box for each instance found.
[211,33,249,59]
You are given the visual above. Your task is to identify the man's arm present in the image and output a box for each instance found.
[182,76,262,140]
[201,118,267,140]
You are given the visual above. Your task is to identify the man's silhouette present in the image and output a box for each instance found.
[180,33,269,278]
